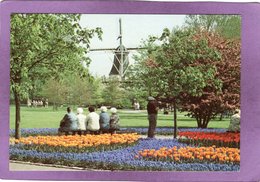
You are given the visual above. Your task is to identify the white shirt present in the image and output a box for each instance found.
[77,113,87,130]
[86,112,100,131]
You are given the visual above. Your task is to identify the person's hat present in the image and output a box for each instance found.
[235,109,240,114]
[148,96,155,101]
[77,107,83,114]
[110,107,117,113]
[100,106,108,112]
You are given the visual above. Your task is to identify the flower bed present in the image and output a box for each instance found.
[136,146,240,164]
[9,138,239,171]
[178,131,240,148]
[9,128,240,171]
[10,133,140,153]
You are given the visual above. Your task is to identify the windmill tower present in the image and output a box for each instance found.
[109,18,129,81]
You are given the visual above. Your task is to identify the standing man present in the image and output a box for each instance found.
[147,96,158,138]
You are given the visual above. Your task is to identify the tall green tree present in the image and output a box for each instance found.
[63,73,93,106]
[11,14,102,139]
[41,78,68,110]
[102,76,127,108]
[125,37,163,97]
[179,31,240,128]
[89,77,104,106]
[153,28,221,136]
[42,73,103,109]
[185,15,241,40]
[130,28,221,137]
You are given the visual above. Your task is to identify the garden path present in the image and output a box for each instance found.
[9,161,84,171]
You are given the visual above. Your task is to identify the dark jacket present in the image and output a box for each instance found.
[99,112,110,130]
[59,112,78,132]
[147,100,158,114]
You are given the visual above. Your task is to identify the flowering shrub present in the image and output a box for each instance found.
[10,133,140,153]
[178,132,240,148]
[9,138,239,171]
[136,146,240,164]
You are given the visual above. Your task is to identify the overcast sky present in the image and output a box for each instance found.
[79,14,186,77]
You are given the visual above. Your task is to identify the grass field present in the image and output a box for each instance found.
[9,105,230,129]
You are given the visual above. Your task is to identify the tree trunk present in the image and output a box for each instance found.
[201,122,209,128]
[202,119,210,128]
[53,102,58,111]
[219,113,223,121]
[196,116,202,128]
[197,116,210,128]
[14,91,21,139]
[173,100,177,138]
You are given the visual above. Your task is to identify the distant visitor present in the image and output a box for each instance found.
[227,109,240,132]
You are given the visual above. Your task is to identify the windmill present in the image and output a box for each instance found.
[89,18,144,82]
[109,18,129,81]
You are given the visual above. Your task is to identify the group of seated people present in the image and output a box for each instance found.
[58,106,120,135]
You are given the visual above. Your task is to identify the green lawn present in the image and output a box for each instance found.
[9,106,230,129]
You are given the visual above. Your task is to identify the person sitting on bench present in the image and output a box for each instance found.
[109,107,120,134]
[99,106,110,134]
[58,107,78,134]
[76,107,87,135]
[86,106,100,134]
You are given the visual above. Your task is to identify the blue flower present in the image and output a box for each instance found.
[9,127,227,137]
[120,127,227,135]
[9,138,239,171]
[9,128,58,137]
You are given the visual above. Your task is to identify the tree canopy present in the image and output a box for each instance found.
[185,15,241,40]
[11,14,102,138]
[129,27,240,130]
[180,31,240,128]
